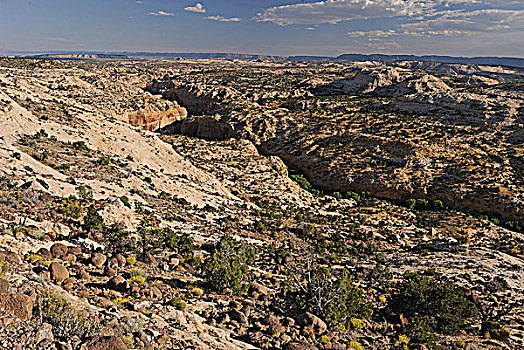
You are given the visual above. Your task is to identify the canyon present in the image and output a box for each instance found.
[0,57,522,350]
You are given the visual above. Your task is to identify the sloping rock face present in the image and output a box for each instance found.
[313,67,408,95]
[150,60,524,224]
[147,79,224,115]
[161,116,238,141]
[164,88,219,115]
[126,105,187,131]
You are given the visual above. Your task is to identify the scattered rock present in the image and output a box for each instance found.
[49,262,69,282]
[91,253,107,268]
[107,275,128,292]
[295,312,327,334]
[85,335,128,350]
[285,342,319,350]
[0,293,33,320]
[50,243,69,258]
[35,323,54,344]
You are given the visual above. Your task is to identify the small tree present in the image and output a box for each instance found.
[202,235,255,295]
[283,242,372,330]
[390,273,479,341]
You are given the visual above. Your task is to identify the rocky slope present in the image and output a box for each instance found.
[0,58,522,350]
[152,60,524,225]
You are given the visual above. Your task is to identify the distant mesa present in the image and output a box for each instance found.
[29,53,129,60]
[5,50,523,68]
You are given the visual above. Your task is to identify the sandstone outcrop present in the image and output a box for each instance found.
[126,105,187,131]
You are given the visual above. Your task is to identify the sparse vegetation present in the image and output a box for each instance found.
[36,289,101,340]
[202,235,256,295]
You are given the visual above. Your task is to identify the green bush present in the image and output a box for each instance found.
[202,235,255,295]
[94,157,110,166]
[390,273,479,337]
[120,195,131,208]
[405,198,447,211]
[76,186,93,200]
[483,320,509,340]
[169,297,187,310]
[163,229,196,253]
[284,265,372,331]
[36,289,100,340]
[83,206,104,232]
[60,195,83,218]
[70,140,89,151]
[0,257,8,279]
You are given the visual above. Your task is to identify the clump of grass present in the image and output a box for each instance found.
[36,289,100,340]
[128,275,147,285]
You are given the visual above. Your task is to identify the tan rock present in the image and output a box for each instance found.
[0,293,33,320]
[49,262,69,282]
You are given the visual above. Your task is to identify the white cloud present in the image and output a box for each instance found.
[256,0,432,26]
[347,30,398,37]
[256,0,524,33]
[206,15,240,22]
[136,1,143,4]
[401,9,524,33]
[185,3,206,13]
[43,37,77,43]
[148,11,175,16]
[344,8,524,40]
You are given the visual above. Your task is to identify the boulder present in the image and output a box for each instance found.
[0,279,9,293]
[37,247,52,260]
[284,342,319,350]
[49,262,69,282]
[107,275,128,292]
[85,336,128,350]
[91,253,107,268]
[35,323,54,344]
[295,312,327,334]
[0,292,34,320]
[50,243,68,258]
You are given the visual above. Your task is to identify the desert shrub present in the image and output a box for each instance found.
[201,235,255,295]
[289,170,324,196]
[163,229,196,253]
[183,252,202,267]
[101,223,134,255]
[348,341,363,350]
[36,289,100,340]
[94,156,110,166]
[331,191,343,199]
[70,140,89,151]
[0,257,8,279]
[284,264,372,330]
[128,275,147,285]
[120,195,131,208]
[129,268,147,278]
[169,297,187,310]
[60,195,83,219]
[403,318,439,347]
[345,191,362,202]
[32,150,50,161]
[83,206,104,232]
[76,186,93,200]
[405,198,447,211]
[137,222,163,260]
[32,129,48,139]
[390,273,479,337]
[483,320,509,340]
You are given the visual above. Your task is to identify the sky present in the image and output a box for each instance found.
[0,0,522,57]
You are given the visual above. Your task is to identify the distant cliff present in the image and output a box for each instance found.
[288,53,524,68]
[31,53,129,60]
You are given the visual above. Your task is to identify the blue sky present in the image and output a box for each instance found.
[0,0,522,57]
